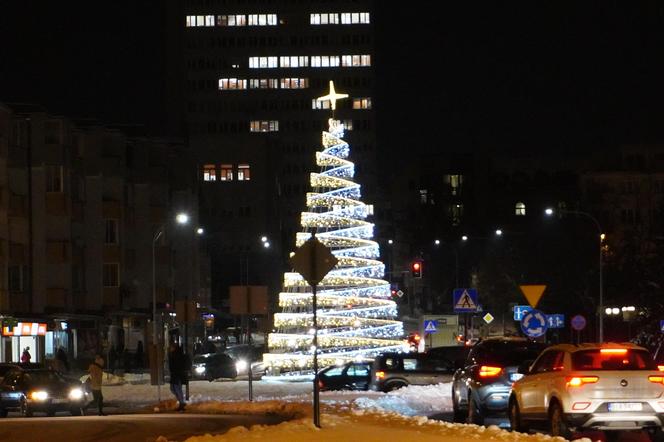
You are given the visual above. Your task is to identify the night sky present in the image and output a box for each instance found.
[2,2,664,152]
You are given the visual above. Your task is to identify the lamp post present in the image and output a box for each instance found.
[545,208,604,343]
[152,212,189,403]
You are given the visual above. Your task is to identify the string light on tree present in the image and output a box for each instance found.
[264,81,405,374]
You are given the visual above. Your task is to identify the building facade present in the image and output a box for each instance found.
[0,103,207,365]
[179,0,377,317]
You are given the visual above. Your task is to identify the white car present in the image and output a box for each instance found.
[508,343,664,439]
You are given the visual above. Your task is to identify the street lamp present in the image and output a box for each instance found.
[152,211,189,402]
[545,207,604,343]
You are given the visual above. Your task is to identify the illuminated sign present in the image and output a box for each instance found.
[2,322,47,336]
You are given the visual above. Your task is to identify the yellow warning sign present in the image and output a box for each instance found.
[519,285,546,308]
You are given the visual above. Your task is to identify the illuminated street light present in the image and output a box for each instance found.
[545,207,605,343]
[196,227,204,235]
[153,211,190,402]
[434,239,441,245]
[388,239,393,245]
[495,229,503,236]
[461,235,468,241]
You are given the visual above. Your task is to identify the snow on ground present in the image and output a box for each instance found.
[102,378,600,442]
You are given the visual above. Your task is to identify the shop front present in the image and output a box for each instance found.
[1,322,48,363]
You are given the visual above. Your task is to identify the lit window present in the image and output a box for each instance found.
[450,204,463,226]
[249,56,278,68]
[103,263,120,287]
[312,99,331,110]
[238,164,251,181]
[352,98,372,109]
[343,119,353,130]
[105,219,118,244]
[186,16,195,27]
[341,55,371,67]
[279,56,308,68]
[250,120,279,132]
[515,202,526,216]
[249,78,278,89]
[280,78,308,89]
[248,14,276,26]
[46,165,63,192]
[220,164,233,181]
[205,15,215,26]
[219,78,247,90]
[445,174,463,196]
[220,14,247,26]
[203,164,216,181]
[420,189,428,204]
[340,12,370,24]
[196,16,205,26]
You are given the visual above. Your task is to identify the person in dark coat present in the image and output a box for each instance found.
[56,347,69,372]
[168,343,188,411]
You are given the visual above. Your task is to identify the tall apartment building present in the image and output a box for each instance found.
[0,103,206,364]
[179,0,377,311]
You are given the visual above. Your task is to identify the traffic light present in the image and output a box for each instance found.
[411,261,422,278]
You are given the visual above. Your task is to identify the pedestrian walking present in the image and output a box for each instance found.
[88,354,106,416]
[56,347,69,372]
[21,347,31,363]
[168,343,187,411]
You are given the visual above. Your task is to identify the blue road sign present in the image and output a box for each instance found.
[513,305,532,321]
[660,320,664,333]
[547,314,565,329]
[521,309,548,338]
[453,288,479,313]
[571,315,587,331]
[424,320,438,334]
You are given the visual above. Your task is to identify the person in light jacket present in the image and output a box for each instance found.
[88,354,106,416]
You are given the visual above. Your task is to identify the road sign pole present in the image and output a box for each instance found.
[311,234,321,429]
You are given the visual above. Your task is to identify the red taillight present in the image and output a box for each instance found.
[600,348,627,355]
[318,380,325,389]
[566,376,599,387]
[375,370,385,380]
[649,375,664,385]
[478,366,502,377]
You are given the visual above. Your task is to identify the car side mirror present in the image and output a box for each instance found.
[517,361,532,375]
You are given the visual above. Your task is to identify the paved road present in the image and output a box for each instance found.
[0,413,287,442]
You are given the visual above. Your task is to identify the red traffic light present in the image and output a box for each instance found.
[411,261,422,278]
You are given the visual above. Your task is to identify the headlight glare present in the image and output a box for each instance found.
[195,366,206,374]
[69,388,84,400]
[235,359,248,372]
[30,390,48,401]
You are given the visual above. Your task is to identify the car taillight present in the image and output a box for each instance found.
[600,348,627,355]
[657,365,664,372]
[649,375,664,385]
[566,376,599,387]
[318,380,325,389]
[375,370,385,380]
[478,366,502,377]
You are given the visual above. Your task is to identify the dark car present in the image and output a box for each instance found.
[369,351,457,392]
[0,368,92,417]
[191,353,237,381]
[0,363,42,383]
[318,361,372,391]
[223,344,267,378]
[426,345,471,371]
[451,337,548,425]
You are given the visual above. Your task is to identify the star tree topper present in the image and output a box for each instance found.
[316,80,348,110]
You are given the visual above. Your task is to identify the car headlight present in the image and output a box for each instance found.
[235,359,248,372]
[195,366,206,374]
[69,388,84,400]
[30,391,48,401]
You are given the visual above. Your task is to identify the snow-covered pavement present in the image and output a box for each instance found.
[99,377,608,442]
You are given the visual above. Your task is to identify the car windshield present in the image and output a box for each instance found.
[24,371,65,385]
[470,341,547,367]
[572,349,656,370]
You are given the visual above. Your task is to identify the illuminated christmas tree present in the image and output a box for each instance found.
[264,82,405,375]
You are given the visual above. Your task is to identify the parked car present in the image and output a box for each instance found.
[191,353,238,381]
[0,368,92,417]
[369,351,457,392]
[426,345,471,371]
[0,363,43,383]
[509,343,664,439]
[451,336,548,425]
[318,361,372,391]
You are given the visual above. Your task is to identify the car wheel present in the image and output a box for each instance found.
[70,407,83,416]
[451,388,465,423]
[467,394,484,425]
[0,408,7,418]
[385,382,407,392]
[20,398,32,417]
[549,402,571,439]
[509,398,527,433]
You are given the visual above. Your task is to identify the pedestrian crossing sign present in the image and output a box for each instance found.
[452,288,479,312]
[424,320,438,333]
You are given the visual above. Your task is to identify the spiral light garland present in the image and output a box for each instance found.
[264,83,405,374]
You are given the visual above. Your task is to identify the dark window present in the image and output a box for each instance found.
[531,350,564,373]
